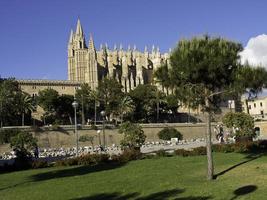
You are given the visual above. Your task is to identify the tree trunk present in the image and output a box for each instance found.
[22,112,25,126]
[68,114,73,125]
[205,97,214,180]
[245,99,250,114]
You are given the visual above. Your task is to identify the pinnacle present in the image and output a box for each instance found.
[69,29,74,44]
[76,18,83,36]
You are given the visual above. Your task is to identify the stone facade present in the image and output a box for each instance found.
[18,79,81,97]
[242,96,267,120]
[68,19,170,92]
[18,79,81,120]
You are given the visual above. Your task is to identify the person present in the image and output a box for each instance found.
[34,146,39,158]
[214,124,224,143]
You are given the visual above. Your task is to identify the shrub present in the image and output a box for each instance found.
[158,127,183,141]
[55,154,109,167]
[0,129,21,144]
[155,149,170,157]
[174,149,192,157]
[79,135,94,143]
[31,160,49,169]
[77,154,109,165]
[10,131,38,170]
[119,122,146,149]
[116,149,143,163]
[212,144,234,153]
[191,146,206,155]
[223,112,256,141]
[212,140,267,154]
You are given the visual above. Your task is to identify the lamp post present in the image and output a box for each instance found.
[100,110,106,149]
[72,99,79,157]
[97,130,101,147]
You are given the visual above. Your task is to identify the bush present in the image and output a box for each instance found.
[191,146,206,155]
[77,154,109,165]
[55,157,79,166]
[55,154,109,167]
[212,140,267,154]
[174,149,192,157]
[158,127,183,141]
[31,160,49,169]
[0,129,21,144]
[115,149,143,163]
[79,135,94,143]
[212,144,234,153]
[155,149,170,157]
[10,131,38,170]
[223,112,256,140]
[119,122,146,149]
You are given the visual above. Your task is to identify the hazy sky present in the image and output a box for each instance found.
[1,0,267,80]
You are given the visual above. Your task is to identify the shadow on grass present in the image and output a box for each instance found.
[0,181,29,191]
[214,153,263,179]
[31,163,125,182]
[230,185,257,200]
[69,189,212,200]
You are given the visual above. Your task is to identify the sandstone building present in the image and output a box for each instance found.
[68,19,170,92]
[18,19,170,96]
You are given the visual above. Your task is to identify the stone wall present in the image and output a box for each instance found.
[2,121,267,154]
[32,123,212,149]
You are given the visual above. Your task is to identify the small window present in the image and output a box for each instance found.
[261,110,264,115]
[260,102,263,107]
[248,105,251,109]
[254,103,256,108]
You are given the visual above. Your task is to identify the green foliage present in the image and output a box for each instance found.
[37,89,76,125]
[31,160,49,169]
[0,129,21,144]
[212,140,267,153]
[10,131,37,170]
[55,154,109,167]
[118,121,146,149]
[0,78,30,126]
[174,147,207,157]
[174,149,192,157]
[236,64,267,99]
[55,94,74,124]
[222,112,255,138]
[37,88,59,112]
[79,135,94,143]
[155,149,171,157]
[115,95,135,122]
[129,84,165,122]
[170,35,244,113]
[165,94,180,114]
[10,131,37,151]
[111,149,143,163]
[75,83,96,123]
[97,77,124,119]
[158,127,183,141]
[154,62,172,90]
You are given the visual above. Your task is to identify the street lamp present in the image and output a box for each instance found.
[100,110,106,149]
[72,99,79,157]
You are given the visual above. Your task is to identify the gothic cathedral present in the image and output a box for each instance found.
[68,19,170,92]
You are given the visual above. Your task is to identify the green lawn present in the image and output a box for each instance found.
[1,153,267,200]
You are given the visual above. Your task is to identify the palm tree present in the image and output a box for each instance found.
[19,92,35,126]
[117,95,134,123]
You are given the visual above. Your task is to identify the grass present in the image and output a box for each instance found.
[1,153,267,200]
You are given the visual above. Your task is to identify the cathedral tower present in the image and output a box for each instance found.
[67,19,169,92]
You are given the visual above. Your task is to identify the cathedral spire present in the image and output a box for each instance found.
[76,18,84,36]
[88,33,95,50]
[68,29,74,44]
